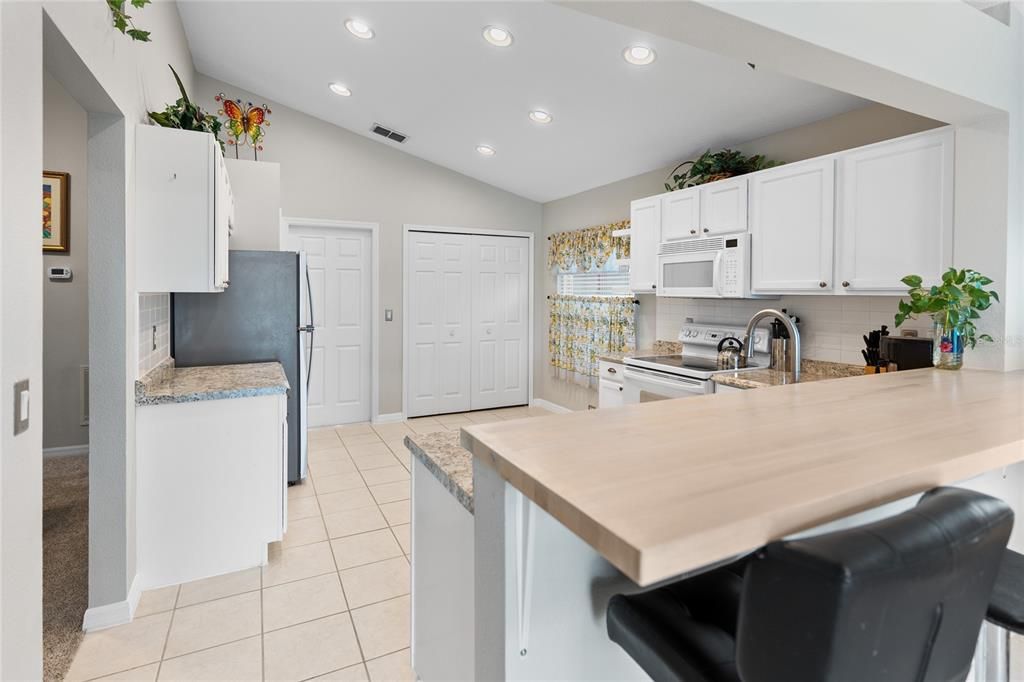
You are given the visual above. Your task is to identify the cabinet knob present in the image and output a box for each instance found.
[703,228,710,233]
[651,284,656,290]
[689,229,697,235]
[618,386,623,392]
[842,281,850,288]
[607,367,617,374]
[819,281,828,288]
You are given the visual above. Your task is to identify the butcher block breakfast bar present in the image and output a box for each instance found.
[408,368,1024,680]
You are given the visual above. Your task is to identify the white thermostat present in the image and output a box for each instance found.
[48,266,72,281]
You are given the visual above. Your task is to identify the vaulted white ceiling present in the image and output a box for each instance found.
[178,1,868,203]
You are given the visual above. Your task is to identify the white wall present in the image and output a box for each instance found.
[37,0,199,623]
[0,4,44,678]
[536,104,942,410]
[43,71,90,450]
[193,73,544,417]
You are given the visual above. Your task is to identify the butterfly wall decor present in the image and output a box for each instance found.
[215,93,273,160]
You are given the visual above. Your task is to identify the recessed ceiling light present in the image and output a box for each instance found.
[329,82,352,97]
[529,110,552,124]
[482,25,513,47]
[623,45,656,66]
[345,18,374,40]
[476,144,496,156]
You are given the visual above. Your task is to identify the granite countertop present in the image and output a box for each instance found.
[712,359,866,389]
[405,431,474,514]
[598,340,682,364]
[136,358,290,406]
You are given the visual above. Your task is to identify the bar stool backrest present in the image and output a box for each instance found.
[737,487,1013,682]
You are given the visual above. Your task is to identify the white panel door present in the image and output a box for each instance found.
[292,227,372,427]
[837,128,953,292]
[470,235,529,411]
[749,157,836,293]
[660,188,700,241]
[406,231,472,418]
[629,197,660,293]
[700,177,747,235]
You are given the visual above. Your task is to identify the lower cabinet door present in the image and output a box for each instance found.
[599,379,625,408]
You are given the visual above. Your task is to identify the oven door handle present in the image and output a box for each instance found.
[623,368,705,391]
[712,251,723,297]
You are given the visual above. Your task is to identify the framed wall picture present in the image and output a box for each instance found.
[43,171,70,253]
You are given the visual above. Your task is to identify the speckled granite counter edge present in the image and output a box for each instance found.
[712,360,866,390]
[136,360,289,406]
[405,433,474,515]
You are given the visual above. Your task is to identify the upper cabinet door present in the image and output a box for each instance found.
[629,197,660,293]
[660,187,700,241]
[837,128,953,292]
[749,157,836,293]
[700,176,748,236]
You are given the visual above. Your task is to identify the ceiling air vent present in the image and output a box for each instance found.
[371,123,408,144]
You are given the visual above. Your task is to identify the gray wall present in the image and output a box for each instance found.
[42,70,89,450]
[194,73,544,416]
[536,104,943,410]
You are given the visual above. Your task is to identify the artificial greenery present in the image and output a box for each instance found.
[147,65,225,153]
[107,0,151,42]
[664,148,782,192]
[895,268,999,349]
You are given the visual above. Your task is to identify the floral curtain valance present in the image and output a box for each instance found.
[548,220,630,272]
[549,295,635,382]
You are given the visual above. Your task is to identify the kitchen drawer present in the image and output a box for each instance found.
[598,360,624,384]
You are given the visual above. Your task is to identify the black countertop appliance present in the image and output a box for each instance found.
[881,335,934,371]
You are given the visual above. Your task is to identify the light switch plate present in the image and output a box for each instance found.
[13,379,29,435]
[385,309,394,322]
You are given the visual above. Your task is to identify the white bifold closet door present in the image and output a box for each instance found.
[406,230,529,418]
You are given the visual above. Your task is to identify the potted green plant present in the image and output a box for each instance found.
[894,268,999,369]
[147,65,224,152]
[664,148,781,192]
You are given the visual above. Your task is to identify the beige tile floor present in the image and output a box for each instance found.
[64,405,552,682]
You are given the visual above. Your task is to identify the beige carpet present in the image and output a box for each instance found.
[43,454,89,682]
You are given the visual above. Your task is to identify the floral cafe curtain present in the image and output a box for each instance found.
[549,295,636,383]
[548,220,636,384]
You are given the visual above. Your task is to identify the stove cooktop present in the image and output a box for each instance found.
[624,353,765,379]
[628,355,720,372]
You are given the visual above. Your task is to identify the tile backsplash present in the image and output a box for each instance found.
[138,293,171,377]
[655,295,934,366]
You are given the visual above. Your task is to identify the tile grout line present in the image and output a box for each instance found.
[153,584,181,679]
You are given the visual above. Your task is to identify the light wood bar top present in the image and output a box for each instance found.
[461,369,1024,586]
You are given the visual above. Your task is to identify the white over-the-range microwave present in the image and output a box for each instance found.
[657,233,770,299]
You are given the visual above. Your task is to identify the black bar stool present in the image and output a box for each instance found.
[607,487,1013,682]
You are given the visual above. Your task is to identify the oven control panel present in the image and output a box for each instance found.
[678,323,770,353]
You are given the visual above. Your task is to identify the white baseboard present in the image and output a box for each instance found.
[43,444,89,458]
[373,412,405,424]
[83,574,141,632]
[530,399,572,414]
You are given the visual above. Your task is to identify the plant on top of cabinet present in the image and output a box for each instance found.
[108,0,151,42]
[664,148,782,192]
[147,66,225,152]
[895,268,999,370]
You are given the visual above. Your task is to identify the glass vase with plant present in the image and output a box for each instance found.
[894,268,999,369]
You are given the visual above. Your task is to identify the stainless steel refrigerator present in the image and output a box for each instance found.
[172,250,311,483]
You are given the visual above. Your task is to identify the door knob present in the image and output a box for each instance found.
[486,328,493,335]
[842,281,850,288]
[449,330,455,337]
[819,281,827,288]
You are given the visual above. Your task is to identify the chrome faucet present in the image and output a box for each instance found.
[743,309,801,382]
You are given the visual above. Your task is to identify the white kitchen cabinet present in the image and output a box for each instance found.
[136,393,286,589]
[598,360,625,408]
[628,197,660,293]
[225,159,281,250]
[700,176,748,236]
[837,127,953,292]
[749,157,836,293]
[660,187,700,242]
[135,125,234,293]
